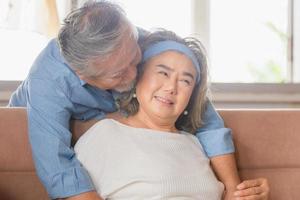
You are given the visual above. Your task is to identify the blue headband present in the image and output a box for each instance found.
[142,40,201,83]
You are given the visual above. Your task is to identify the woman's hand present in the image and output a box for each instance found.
[233,178,269,200]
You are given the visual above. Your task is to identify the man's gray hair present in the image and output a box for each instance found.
[58,0,132,76]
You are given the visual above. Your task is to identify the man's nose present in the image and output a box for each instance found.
[127,65,137,82]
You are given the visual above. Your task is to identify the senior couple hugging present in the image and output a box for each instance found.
[9,1,269,200]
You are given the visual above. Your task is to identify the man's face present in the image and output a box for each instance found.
[79,29,142,92]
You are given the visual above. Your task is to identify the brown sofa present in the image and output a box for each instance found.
[1,108,300,200]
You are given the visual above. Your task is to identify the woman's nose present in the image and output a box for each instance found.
[164,78,177,95]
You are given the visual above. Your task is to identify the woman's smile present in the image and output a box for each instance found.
[154,95,175,106]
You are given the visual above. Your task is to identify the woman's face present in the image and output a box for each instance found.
[136,51,197,122]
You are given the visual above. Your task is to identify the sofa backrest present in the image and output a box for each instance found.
[1,108,300,199]
[219,109,300,200]
[0,108,48,200]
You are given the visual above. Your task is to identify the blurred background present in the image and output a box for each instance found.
[1,0,300,108]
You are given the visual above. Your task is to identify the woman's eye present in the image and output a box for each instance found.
[181,79,191,85]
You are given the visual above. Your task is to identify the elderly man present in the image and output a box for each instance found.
[9,1,238,200]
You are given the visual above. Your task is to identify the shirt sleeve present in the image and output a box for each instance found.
[26,78,95,199]
[195,100,235,158]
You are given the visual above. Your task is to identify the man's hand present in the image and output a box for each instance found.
[233,178,269,200]
[60,191,104,200]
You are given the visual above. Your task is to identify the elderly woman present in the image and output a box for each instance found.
[74,30,269,200]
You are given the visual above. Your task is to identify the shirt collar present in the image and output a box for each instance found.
[79,79,87,86]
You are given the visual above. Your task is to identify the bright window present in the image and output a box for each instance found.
[0,0,295,84]
[0,0,68,81]
[0,29,49,80]
[116,0,192,38]
[210,0,289,83]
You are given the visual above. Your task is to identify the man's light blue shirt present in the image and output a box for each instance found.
[9,39,234,199]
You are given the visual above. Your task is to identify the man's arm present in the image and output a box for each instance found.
[210,154,240,199]
[196,100,235,157]
[196,100,240,194]
[197,101,270,199]
[26,78,98,199]
[63,191,103,200]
